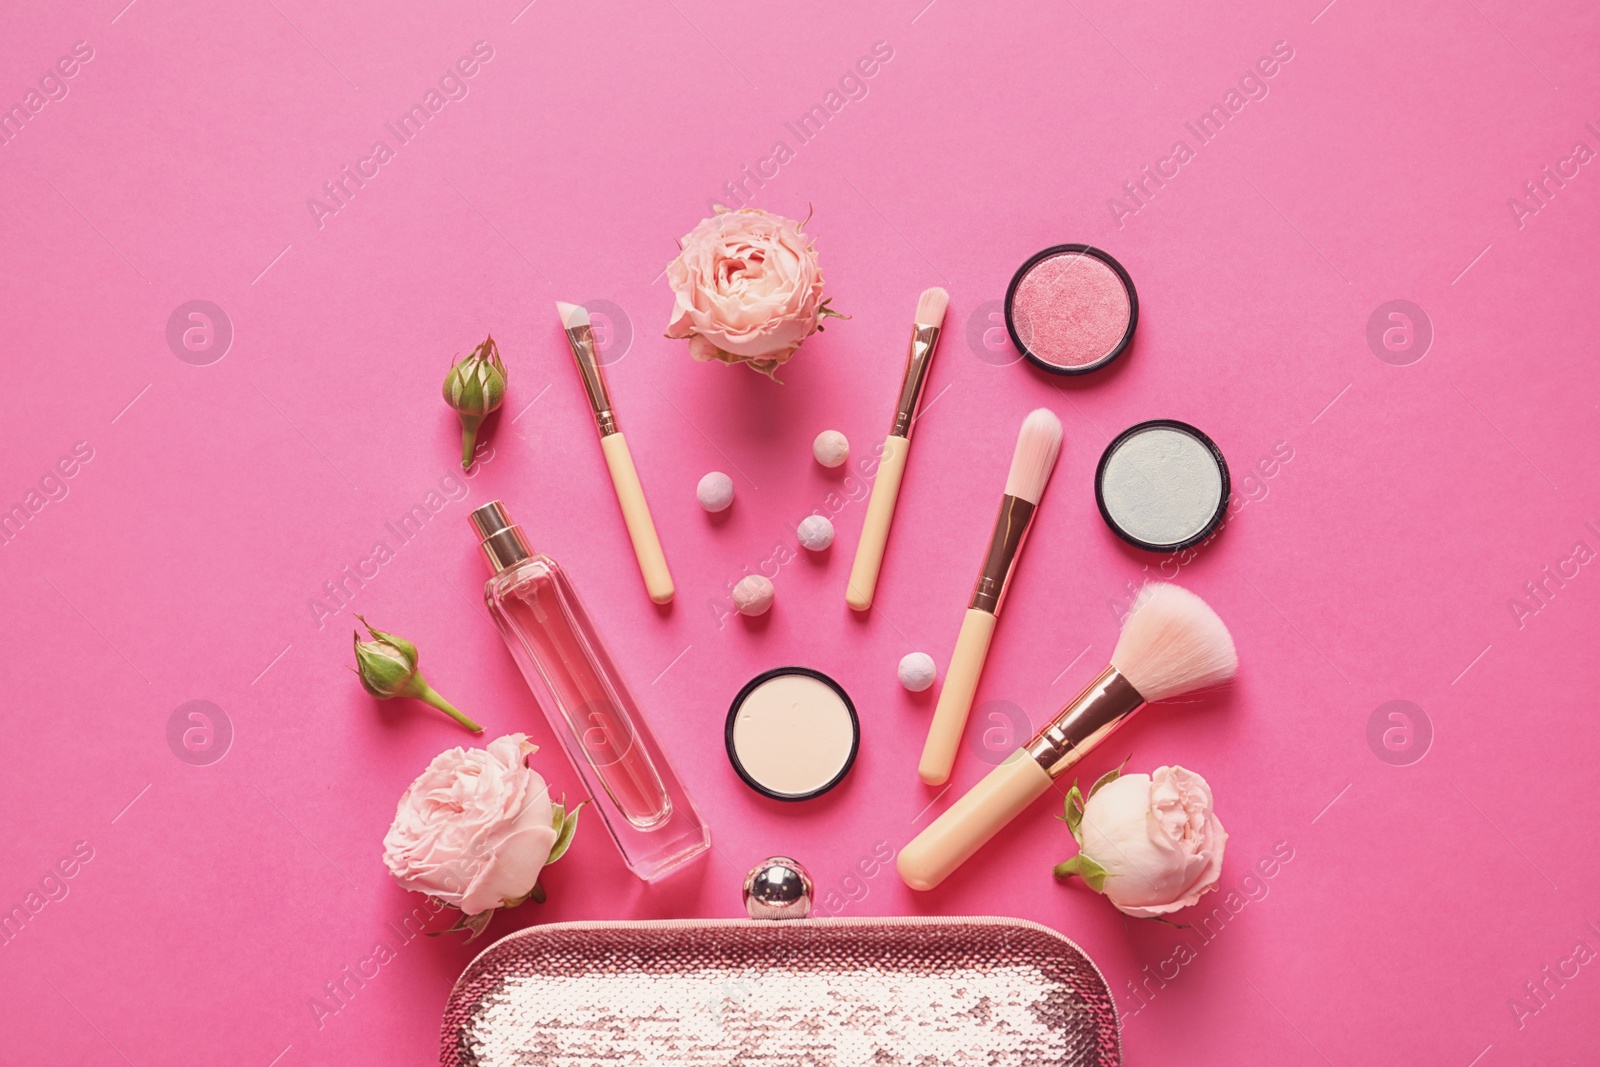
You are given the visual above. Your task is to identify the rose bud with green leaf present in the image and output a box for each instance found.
[352,615,481,733]
[1054,763,1227,918]
[442,335,506,469]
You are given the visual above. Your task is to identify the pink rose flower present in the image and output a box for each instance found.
[665,207,835,377]
[382,733,558,918]
[1059,765,1227,918]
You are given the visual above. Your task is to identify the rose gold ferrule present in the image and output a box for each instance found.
[968,494,1036,614]
[1024,667,1146,778]
[564,323,619,437]
[889,323,942,439]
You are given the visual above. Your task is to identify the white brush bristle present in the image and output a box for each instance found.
[1110,582,1238,701]
[915,287,949,329]
[556,301,590,328]
[1003,408,1063,504]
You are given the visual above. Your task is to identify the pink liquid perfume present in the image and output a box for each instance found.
[470,501,709,881]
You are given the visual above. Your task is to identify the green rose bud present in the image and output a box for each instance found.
[352,615,482,733]
[443,336,507,470]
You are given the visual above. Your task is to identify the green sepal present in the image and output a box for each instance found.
[430,908,494,943]
[1086,758,1129,803]
[1062,784,1085,842]
[698,344,786,381]
[546,797,584,866]
[1052,852,1112,893]
[441,336,507,417]
[352,621,416,699]
[355,614,417,663]
[351,643,407,699]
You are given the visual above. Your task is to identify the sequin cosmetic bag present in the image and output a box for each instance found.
[440,858,1121,1066]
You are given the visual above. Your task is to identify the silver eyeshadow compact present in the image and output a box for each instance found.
[725,667,860,802]
[1005,245,1139,375]
[1095,420,1231,552]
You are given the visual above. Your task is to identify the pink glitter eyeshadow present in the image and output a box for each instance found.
[1006,246,1137,374]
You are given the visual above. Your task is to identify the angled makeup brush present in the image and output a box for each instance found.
[898,582,1238,891]
[846,287,949,612]
[917,408,1063,785]
[556,301,674,604]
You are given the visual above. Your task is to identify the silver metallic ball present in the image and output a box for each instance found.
[743,856,814,920]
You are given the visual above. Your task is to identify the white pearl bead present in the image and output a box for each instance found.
[813,430,850,468]
[697,471,735,512]
[796,514,835,551]
[732,574,774,616]
[898,652,937,692]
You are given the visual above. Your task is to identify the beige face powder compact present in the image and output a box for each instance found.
[726,668,860,801]
[1095,420,1231,552]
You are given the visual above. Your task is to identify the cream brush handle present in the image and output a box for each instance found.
[918,608,998,785]
[600,432,674,604]
[897,750,1053,891]
[846,434,910,611]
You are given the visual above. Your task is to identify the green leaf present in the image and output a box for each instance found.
[547,798,583,866]
[1052,852,1112,893]
[1063,784,1085,841]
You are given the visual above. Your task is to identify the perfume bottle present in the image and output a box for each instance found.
[470,501,710,881]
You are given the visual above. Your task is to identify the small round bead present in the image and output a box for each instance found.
[812,430,849,468]
[898,652,937,692]
[732,574,775,616]
[697,471,735,513]
[796,514,835,552]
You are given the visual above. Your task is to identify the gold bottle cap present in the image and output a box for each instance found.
[470,500,533,573]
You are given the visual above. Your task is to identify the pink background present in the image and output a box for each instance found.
[3,0,1598,1063]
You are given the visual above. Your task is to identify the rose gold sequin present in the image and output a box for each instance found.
[442,918,1120,1066]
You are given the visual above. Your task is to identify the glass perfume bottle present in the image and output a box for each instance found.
[469,501,710,881]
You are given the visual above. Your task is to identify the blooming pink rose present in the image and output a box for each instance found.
[665,208,834,377]
[382,733,557,917]
[1070,766,1227,918]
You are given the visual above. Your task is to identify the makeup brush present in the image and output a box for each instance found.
[556,301,674,604]
[845,287,949,612]
[898,582,1237,891]
[917,408,1063,786]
